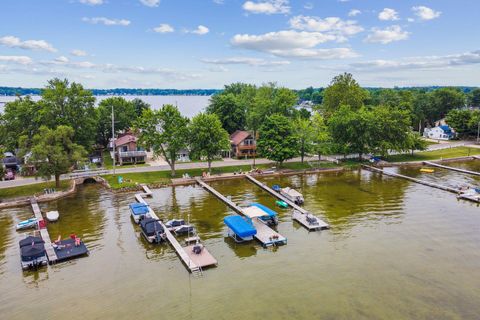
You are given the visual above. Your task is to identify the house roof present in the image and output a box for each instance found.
[115,134,137,147]
[439,125,453,133]
[230,130,251,145]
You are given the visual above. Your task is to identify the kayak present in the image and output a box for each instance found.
[420,168,435,173]
[276,200,288,208]
[16,218,38,231]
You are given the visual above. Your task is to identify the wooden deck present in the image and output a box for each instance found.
[30,198,58,263]
[245,174,329,230]
[184,245,218,268]
[423,161,480,177]
[195,177,287,246]
[135,189,217,273]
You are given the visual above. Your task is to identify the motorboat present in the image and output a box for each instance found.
[139,217,166,244]
[249,203,279,226]
[46,211,59,222]
[224,215,257,242]
[129,203,150,223]
[16,218,37,231]
[165,219,186,228]
[19,236,48,270]
[173,224,195,235]
[280,187,304,205]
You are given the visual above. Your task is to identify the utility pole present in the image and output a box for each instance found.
[112,104,116,175]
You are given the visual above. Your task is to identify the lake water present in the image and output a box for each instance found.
[0,95,212,118]
[1,163,480,319]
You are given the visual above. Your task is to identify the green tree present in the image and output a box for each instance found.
[39,78,97,149]
[446,109,473,137]
[189,113,230,172]
[294,118,314,163]
[257,114,298,166]
[322,73,368,116]
[136,105,189,177]
[96,97,137,147]
[405,131,428,155]
[468,88,480,107]
[311,112,332,160]
[131,98,151,117]
[370,106,411,157]
[426,88,466,122]
[20,126,86,187]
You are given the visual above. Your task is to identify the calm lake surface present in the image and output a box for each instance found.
[1,163,480,319]
[0,95,211,118]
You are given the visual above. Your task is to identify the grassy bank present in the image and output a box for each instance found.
[103,161,341,189]
[386,146,480,162]
[0,180,71,200]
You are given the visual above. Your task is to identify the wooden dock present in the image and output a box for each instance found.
[423,161,480,177]
[245,174,329,230]
[135,189,217,273]
[195,177,287,246]
[30,198,58,263]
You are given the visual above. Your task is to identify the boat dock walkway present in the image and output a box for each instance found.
[195,177,287,246]
[245,175,329,231]
[423,161,480,177]
[362,165,460,194]
[135,189,217,273]
[30,198,58,263]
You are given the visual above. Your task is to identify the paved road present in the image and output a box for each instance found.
[0,141,477,190]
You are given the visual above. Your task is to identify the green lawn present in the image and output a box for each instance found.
[386,146,480,162]
[0,180,71,200]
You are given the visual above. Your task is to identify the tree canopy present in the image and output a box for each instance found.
[96,97,137,147]
[257,114,298,165]
[322,73,368,116]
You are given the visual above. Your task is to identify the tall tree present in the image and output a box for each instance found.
[39,78,97,149]
[189,113,230,172]
[96,97,137,147]
[311,112,332,161]
[131,98,151,117]
[257,114,298,166]
[136,105,189,177]
[20,126,86,187]
[294,118,314,163]
[322,73,368,116]
[426,88,466,122]
[468,88,480,107]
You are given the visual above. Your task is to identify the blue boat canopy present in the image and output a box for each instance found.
[129,203,150,215]
[249,203,278,218]
[224,216,257,238]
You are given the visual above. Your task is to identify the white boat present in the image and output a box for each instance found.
[46,211,59,222]
[280,187,305,205]
[16,218,38,231]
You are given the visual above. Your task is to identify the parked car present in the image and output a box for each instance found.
[4,169,15,181]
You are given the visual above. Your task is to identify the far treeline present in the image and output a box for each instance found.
[0,74,479,186]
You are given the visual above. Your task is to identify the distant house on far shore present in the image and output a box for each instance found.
[423,125,456,140]
[113,132,147,165]
[229,130,256,158]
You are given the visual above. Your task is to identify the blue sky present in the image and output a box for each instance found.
[0,0,479,89]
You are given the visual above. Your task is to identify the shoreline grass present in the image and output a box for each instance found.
[0,180,71,200]
[386,146,480,162]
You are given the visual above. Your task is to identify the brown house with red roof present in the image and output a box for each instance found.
[113,133,147,165]
[230,130,256,158]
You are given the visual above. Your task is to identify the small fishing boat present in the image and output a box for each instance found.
[165,219,195,235]
[46,211,59,222]
[280,187,304,205]
[16,218,37,231]
[224,215,257,242]
[420,168,435,173]
[139,217,166,244]
[276,200,288,208]
[250,203,279,226]
[19,235,48,270]
[129,203,150,224]
[165,219,186,228]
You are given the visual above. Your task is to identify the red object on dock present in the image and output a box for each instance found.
[38,219,46,229]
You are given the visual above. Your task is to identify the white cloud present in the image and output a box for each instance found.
[0,35,57,52]
[378,8,399,21]
[365,25,409,44]
[71,49,87,57]
[348,9,361,17]
[153,24,174,33]
[140,0,160,7]
[202,57,290,67]
[55,56,69,63]
[407,18,415,23]
[213,0,224,4]
[0,55,32,65]
[82,17,131,26]
[289,16,364,41]
[231,30,357,59]
[190,25,209,35]
[79,0,103,5]
[242,0,290,15]
[412,6,441,21]
[304,2,313,10]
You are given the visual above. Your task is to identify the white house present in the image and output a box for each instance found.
[423,125,455,140]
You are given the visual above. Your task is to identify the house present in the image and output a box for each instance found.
[229,130,256,158]
[113,133,147,165]
[423,125,456,140]
[177,148,190,162]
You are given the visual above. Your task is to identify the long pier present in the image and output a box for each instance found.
[245,175,329,230]
[195,178,287,246]
[423,161,480,177]
[30,198,58,263]
[362,165,459,193]
[135,189,216,273]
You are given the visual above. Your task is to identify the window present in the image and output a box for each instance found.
[121,146,128,152]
